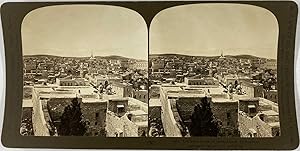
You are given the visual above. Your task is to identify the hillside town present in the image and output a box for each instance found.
[20,50,280,138]
[21,53,149,137]
[148,52,279,137]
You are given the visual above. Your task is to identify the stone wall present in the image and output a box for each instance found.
[81,102,107,136]
[176,97,208,123]
[20,107,33,136]
[160,90,183,137]
[264,90,278,103]
[211,101,238,130]
[32,90,51,136]
[47,97,107,136]
[149,106,161,121]
[132,90,148,103]
[47,97,81,122]
[175,97,238,135]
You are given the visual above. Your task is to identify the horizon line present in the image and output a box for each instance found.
[149,53,277,60]
[23,54,148,61]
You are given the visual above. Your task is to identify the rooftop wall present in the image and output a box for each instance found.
[160,89,183,137]
[32,91,51,136]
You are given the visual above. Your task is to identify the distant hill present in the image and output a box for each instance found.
[100,55,131,60]
[150,53,192,57]
[225,55,265,60]
[23,54,141,60]
[24,54,62,58]
[150,53,270,60]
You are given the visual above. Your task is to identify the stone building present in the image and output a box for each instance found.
[184,75,219,86]
[159,86,239,137]
[132,89,148,103]
[210,97,239,136]
[223,75,251,85]
[151,60,165,71]
[89,75,122,87]
[31,86,107,136]
[239,98,260,117]
[81,98,107,136]
[263,60,277,70]
[238,97,280,137]
[264,90,278,103]
[107,98,128,117]
[56,78,87,86]
[241,81,263,98]
[111,82,133,97]
[129,60,148,70]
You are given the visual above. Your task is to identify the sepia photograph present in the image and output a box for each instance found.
[1,1,299,149]
[149,4,280,137]
[21,5,148,137]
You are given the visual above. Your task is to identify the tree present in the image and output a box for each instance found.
[104,80,109,89]
[190,96,221,136]
[234,80,239,89]
[58,98,87,136]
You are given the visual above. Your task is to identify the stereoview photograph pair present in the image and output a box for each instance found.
[1,1,299,150]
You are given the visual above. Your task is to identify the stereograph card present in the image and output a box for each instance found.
[0,1,299,150]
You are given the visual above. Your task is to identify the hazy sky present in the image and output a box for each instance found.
[150,4,279,59]
[22,5,148,60]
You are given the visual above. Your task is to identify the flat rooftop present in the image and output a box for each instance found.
[129,110,147,116]
[212,97,237,103]
[168,92,206,98]
[149,98,161,107]
[261,110,278,116]
[185,85,220,89]
[82,98,106,103]
[34,87,54,93]
[239,97,260,101]
[232,94,252,100]
[134,121,148,127]
[22,99,33,108]
[56,86,95,93]
[161,86,182,93]
[268,122,280,127]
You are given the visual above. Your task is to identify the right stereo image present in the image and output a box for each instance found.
[148,4,279,137]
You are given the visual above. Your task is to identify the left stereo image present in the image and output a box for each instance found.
[21,5,149,137]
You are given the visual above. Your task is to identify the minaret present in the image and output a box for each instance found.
[219,50,225,59]
[90,50,96,60]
